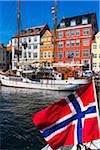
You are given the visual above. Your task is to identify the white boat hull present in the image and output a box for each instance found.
[0,74,91,91]
[67,77,91,85]
[0,76,80,91]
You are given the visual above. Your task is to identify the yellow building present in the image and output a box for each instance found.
[40,30,54,68]
[92,32,100,72]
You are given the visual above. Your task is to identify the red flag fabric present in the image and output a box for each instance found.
[32,81,100,149]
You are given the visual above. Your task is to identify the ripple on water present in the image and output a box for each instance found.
[0,86,70,150]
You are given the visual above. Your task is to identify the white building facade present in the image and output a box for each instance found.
[12,24,49,70]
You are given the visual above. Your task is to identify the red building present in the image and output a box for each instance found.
[56,13,98,71]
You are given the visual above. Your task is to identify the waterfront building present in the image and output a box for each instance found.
[0,42,8,71]
[12,24,49,70]
[40,30,54,68]
[56,13,98,71]
[92,32,100,72]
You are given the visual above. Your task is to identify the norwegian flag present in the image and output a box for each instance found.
[32,81,100,149]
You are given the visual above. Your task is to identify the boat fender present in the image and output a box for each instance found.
[68,72,74,77]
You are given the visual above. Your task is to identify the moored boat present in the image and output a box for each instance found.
[0,72,91,91]
[0,75,79,91]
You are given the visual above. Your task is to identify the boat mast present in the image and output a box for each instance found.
[17,0,20,65]
[52,0,57,63]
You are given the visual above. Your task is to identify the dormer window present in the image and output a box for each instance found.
[21,30,26,34]
[34,28,40,33]
[82,18,88,24]
[60,22,65,28]
[70,20,76,26]
[27,29,33,34]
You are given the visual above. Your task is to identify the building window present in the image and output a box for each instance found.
[85,60,89,64]
[83,50,88,57]
[14,38,17,44]
[66,41,70,47]
[58,42,64,48]
[23,52,26,58]
[71,40,75,47]
[93,44,97,49]
[44,44,47,48]
[33,52,38,58]
[76,30,80,36]
[66,30,70,36]
[22,41,27,49]
[70,50,74,58]
[48,44,51,48]
[48,52,51,58]
[28,52,31,58]
[66,50,74,58]
[76,50,80,57]
[48,37,51,41]
[43,38,47,42]
[66,51,69,58]
[82,60,89,64]
[76,40,80,46]
[99,54,100,58]
[93,63,97,68]
[71,30,75,36]
[19,46,22,51]
[28,37,31,42]
[33,44,38,49]
[34,36,37,42]
[40,52,43,58]
[82,18,88,24]
[58,32,64,38]
[70,20,76,26]
[93,54,97,58]
[83,39,89,46]
[43,52,47,58]
[83,28,89,35]
[58,51,63,58]
[28,45,31,49]
[24,37,27,42]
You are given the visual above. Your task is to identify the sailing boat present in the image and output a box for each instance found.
[0,0,91,91]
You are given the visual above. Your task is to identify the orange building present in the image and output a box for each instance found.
[56,13,98,71]
[40,30,54,67]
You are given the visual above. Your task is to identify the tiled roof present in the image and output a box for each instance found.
[57,12,97,29]
[12,24,49,38]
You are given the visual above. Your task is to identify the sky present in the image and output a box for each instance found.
[0,0,100,45]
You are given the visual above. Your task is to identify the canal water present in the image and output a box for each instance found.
[0,86,71,150]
